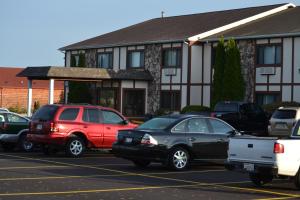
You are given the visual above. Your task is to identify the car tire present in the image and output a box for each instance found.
[168,147,190,171]
[294,169,300,189]
[132,160,151,168]
[65,136,85,157]
[249,173,273,187]
[1,143,15,152]
[18,134,34,152]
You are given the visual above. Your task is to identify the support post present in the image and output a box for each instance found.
[27,79,32,117]
[64,81,69,104]
[49,79,54,104]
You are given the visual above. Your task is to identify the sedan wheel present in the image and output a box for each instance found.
[19,134,34,152]
[66,137,85,157]
[169,147,190,170]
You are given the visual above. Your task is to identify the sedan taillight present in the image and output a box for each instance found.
[141,134,158,145]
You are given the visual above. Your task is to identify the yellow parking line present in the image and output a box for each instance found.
[0,153,297,198]
[0,165,69,170]
[255,197,299,200]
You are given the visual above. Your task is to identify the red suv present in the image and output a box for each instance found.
[27,104,137,157]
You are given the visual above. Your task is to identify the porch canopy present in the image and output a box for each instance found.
[17,66,153,116]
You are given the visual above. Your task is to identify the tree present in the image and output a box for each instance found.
[222,39,245,101]
[68,53,92,104]
[211,37,226,108]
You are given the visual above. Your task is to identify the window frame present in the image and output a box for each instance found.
[127,50,145,68]
[162,47,182,68]
[96,52,113,69]
[255,44,282,66]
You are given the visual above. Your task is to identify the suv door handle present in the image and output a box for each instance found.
[106,127,111,130]
[189,137,196,142]
[83,125,88,128]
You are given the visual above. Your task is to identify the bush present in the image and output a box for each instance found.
[8,105,27,114]
[262,101,300,115]
[180,105,211,114]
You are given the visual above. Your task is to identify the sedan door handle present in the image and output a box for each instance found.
[189,137,196,142]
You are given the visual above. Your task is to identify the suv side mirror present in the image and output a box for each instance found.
[122,120,129,125]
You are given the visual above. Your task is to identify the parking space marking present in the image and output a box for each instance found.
[0,165,69,170]
[0,153,298,198]
[256,197,299,200]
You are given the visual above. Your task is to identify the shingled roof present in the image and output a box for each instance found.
[17,66,153,81]
[60,4,289,51]
[203,6,300,41]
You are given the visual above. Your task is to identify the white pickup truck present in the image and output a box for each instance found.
[226,121,300,189]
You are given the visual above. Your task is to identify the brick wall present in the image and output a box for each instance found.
[0,87,64,111]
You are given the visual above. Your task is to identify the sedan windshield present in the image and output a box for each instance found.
[137,117,177,130]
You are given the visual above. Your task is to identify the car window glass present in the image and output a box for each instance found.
[83,108,100,123]
[272,110,296,119]
[0,114,5,122]
[59,108,79,121]
[209,119,233,134]
[7,114,27,123]
[172,120,187,133]
[137,117,177,130]
[102,110,123,124]
[187,118,209,133]
[32,105,58,121]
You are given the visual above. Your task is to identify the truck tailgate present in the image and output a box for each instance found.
[228,136,277,164]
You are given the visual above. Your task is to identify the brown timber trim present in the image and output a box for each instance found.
[292,37,295,101]
[187,45,192,106]
[201,45,204,106]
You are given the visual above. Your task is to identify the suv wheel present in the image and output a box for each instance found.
[66,136,85,157]
[19,134,34,152]
[168,147,190,171]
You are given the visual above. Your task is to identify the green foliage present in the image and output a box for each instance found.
[8,105,26,114]
[180,105,211,114]
[211,37,226,108]
[33,101,40,113]
[262,101,300,115]
[68,53,92,104]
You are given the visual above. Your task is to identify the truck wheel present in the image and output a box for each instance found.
[249,173,273,186]
[19,134,34,152]
[294,170,300,189]
[132,160,151,168]
[168,147,190,171]
[65,136,85,157]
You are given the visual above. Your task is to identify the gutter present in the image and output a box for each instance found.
[201,32,300,43]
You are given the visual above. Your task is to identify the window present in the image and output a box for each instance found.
[186,118,209,133]
[172,120,187,133]
[160,91,181,111]
[59,108,79,121]
[256,45,281,65]
[272,110,296,119]
[7,114,27,123]
[256,93,280,105]
[101,110,124,124]
[123,89,145,116]
[209,119,233,134]
[127,51,144,68]
[138,117,177,131]
[162,49,181,67]
[0,114,4,122]
[97,53,113,69]
[32,105,58,121]
[83,108,100,123]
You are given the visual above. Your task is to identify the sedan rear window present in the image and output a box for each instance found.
[32,105,59,121]
[137,118,177,130]
[272,110,296,119]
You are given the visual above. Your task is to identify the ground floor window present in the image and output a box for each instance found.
[160,90,181,111]
[97,88,118,110]
[123,89,145,117]
[256,92,280,105]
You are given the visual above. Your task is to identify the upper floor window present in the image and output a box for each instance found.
[127,51,144,68]
[162,49,181,68]
[71,53,85,67]
[97,52,113,69]
[256,45,281,65]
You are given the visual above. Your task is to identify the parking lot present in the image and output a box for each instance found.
[0,151,298,200]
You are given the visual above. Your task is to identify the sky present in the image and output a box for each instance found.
[1,0,299,67]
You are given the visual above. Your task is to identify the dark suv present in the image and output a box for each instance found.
[27,104,137,157]
[211,101,269,136]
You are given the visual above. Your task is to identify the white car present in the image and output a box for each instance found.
[226,121,300,189]
[0,108,9,112]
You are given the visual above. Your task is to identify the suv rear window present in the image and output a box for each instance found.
[272,110,296,119]
[214,103,238,112]
[32,105,59,121]
[59,108,79,121]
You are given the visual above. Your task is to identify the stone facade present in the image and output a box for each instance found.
[145,44,162,114]
[238,40,256,102]
[85,49,97,67]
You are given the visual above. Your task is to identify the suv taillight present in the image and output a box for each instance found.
[274,143,284,154]
[141,134,158,145]
[50,122,59,132]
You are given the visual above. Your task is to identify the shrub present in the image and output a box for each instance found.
[180,105,211,114]
[262,101,300,115]
[8,105,27,114]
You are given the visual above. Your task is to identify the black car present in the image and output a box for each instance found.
[211,101,269,136]
[112,114,240,170]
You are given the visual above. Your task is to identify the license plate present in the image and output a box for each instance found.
[243,163,254,172]
[36,124,43,130]
[125,137,133,143]
[275,123,287,129]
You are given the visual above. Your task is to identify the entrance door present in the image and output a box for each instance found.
[97,88,118,110]
[123,89,145,117]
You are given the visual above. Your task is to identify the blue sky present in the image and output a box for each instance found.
[1,0,299,67]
